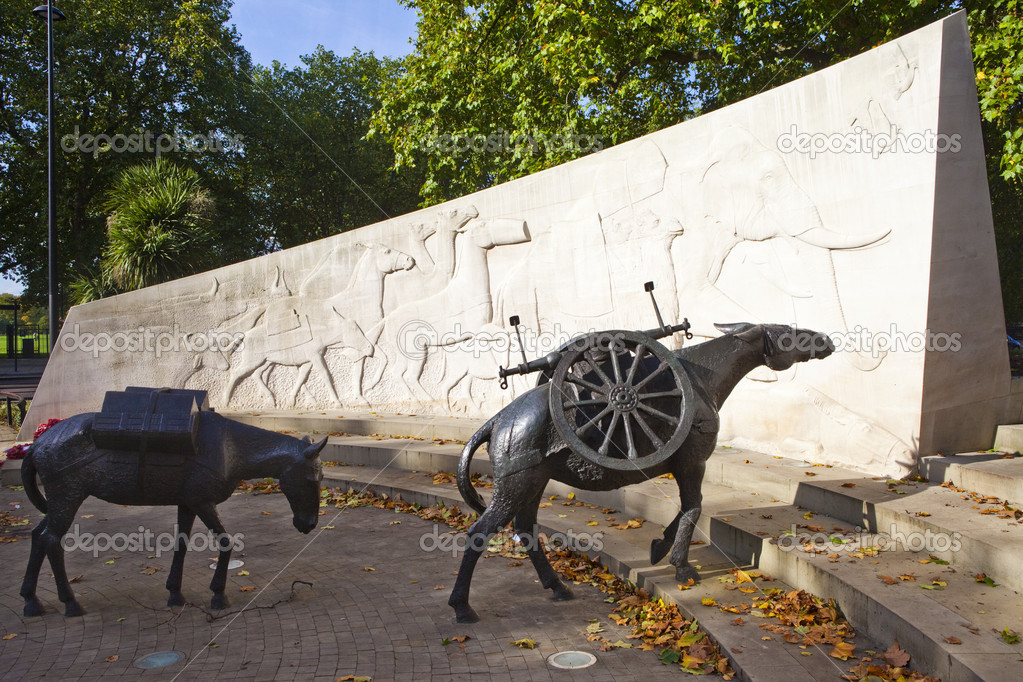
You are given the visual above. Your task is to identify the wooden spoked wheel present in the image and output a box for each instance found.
[548,330,695,471]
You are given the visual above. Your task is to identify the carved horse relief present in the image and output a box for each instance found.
[184,242,413,408]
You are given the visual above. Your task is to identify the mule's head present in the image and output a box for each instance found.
[715,323,834,371]
[279,436,327,533]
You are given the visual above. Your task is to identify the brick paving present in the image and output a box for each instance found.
[0,484,682,681]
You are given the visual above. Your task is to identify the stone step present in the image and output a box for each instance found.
[321,461,1022,682]
[920,450,1023,507]
[994,424,1023,454]
[319,430,1023,596]
[710,503,1023,682]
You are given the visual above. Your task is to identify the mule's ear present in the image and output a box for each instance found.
[307,436,329,459]
[714,322,754,335]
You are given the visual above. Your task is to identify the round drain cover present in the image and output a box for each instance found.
[209,559,244,570]
[133,651,186,669]
[547,651,597,669]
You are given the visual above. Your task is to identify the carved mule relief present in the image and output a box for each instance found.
[494,141,671,334]
[602,207,685,330]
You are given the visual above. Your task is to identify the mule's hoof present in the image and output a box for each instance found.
[650,539,670,565]
[675,565,701,584]
[23,599,44,617]
[210,594,229,611]
[64,601,84,618]
[453,605,480,623]
[552,584,575,602]
[167,592,186,607]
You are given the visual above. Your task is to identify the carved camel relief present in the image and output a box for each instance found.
[350,206,481,405]
[366,216,531,404]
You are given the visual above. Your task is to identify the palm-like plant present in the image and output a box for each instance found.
[68,269,118,305]
[100,159,216,292]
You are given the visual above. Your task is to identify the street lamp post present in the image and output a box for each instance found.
[32,3,66,354]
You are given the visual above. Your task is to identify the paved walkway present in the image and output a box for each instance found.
[0,484,682,681]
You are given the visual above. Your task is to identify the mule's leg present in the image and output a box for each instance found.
[349,357,372,407]
[194,504,233,610]
[668,462,706,583]
[448,494,516,623]
[20,517,50,616]
[515,488,573,602]
[36,498,86,617]
[165,506,197,607]
[650,513,682,565]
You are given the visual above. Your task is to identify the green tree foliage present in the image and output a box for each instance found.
[69,159,215,303]
[244,48,423,249]
[0,0,253,309]
[0,293,45,327]
[373,0,1023,319]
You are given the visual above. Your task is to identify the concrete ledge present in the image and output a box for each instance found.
[920,451,1023,507]
[223,409,483,443]
[994,424,1023,454]
[1,458,21,487]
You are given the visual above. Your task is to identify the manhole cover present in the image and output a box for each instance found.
[209,559,244,570]
[133,651,186,669]
[547,651,597,669]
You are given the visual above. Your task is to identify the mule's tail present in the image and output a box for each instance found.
[21,449,47,514]
[457,415,497,514]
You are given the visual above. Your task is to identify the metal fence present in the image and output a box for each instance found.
[2,324,50,357]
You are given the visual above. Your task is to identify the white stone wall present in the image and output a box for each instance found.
[23,13,1020,477]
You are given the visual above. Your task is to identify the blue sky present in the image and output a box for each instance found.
[0,0,418,297]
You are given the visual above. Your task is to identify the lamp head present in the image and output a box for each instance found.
[32,5,67,21]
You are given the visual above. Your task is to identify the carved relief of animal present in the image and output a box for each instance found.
[219,242,413,407]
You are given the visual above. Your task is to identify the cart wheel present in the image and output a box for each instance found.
[549,330,695,471]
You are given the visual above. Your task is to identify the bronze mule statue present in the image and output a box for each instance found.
[19,409,326,617]
[449,322,834,623]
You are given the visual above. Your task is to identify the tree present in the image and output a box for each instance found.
[0,0,255,311]
[373,0,1023,318]
[69,159,215,302]
[244,48,424,250]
